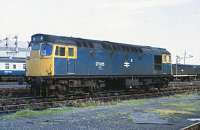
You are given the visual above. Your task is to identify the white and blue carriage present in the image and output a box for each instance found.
[0,38,29,82]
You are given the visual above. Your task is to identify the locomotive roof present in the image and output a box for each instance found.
[31,34,170,54]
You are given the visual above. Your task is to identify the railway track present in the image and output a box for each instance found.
[0,84,200,113]
[181,122,200,130]
[0,87,30,98]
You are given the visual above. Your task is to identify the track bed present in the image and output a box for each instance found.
[1,90,200,130]
[0,81,200,113]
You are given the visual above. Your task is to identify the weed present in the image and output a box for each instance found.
[121,99,146,106]
[161,102,200,112]
[147,109,192,117]
[2,107,74,120]
[78,100,118,108]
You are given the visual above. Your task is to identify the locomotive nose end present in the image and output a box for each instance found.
[26,57,53,77]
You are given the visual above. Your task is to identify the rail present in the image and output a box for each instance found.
[180,122,200,130]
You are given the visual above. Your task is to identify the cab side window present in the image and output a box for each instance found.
[68,48,74,57]
[162,54,171,63]
[55,46,66,56]
[60,47,65,56]
[55,46,59,56]
[67,47,77,59]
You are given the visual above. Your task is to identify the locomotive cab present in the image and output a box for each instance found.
[26,42,77,77]
[26,43,54,76]
[54,45,77,75]
[161,53,172,75]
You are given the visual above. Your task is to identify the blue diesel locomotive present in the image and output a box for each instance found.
[27,34,172,96]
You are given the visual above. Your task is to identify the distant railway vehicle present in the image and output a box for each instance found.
[172,64,200,81]
[0,57,26,82]
[0,37,30,83]
[27,34,172,96]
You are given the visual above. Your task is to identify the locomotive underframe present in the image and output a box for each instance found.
[29,75,171,97]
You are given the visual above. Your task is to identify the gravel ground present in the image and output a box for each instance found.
[0,93,200,130]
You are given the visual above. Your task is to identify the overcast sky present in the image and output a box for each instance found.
[0,0,199,64]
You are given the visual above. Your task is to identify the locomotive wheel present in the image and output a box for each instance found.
[55,84,66,98]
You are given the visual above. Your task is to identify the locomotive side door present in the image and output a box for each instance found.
[54,45,68,75]
[66,46,77,74]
